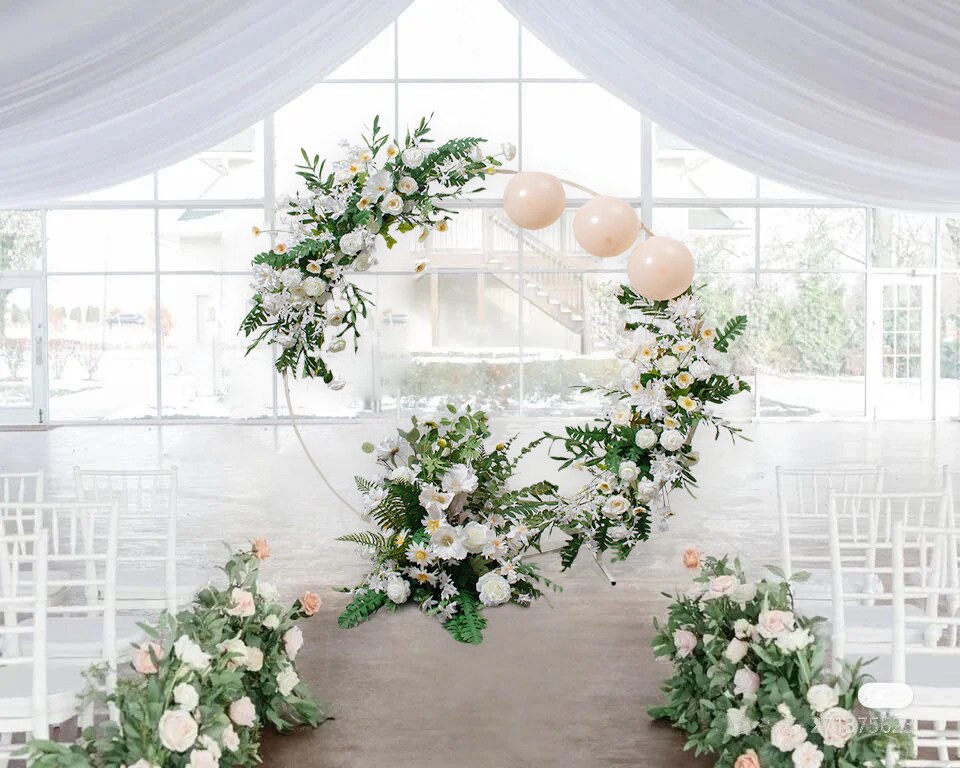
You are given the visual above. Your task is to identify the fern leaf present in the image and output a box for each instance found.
[338,589,387,629]
[560,535,584,570]
[443,593,487,644]
[336,531,389,549]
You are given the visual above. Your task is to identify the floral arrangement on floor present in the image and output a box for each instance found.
[240,115,515,385]
[538,285,749,568]
[337,404,557,644]
[26,541,326,767]
[649,551,911,768]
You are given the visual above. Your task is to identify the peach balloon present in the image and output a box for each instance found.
[573,196,639,257]
[503,172,565,230]
[627,236,696,300]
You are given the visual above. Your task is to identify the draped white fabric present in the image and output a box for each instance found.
[3,0,960,209]
[501,0,960,211]
[0,0,412,207]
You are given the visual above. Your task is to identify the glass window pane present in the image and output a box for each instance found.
[520,28,583,79]
[0,285,34,407]
[871,211,935,268]
[327,25,395,79]
[398,83,517,199]
[760,208,866,271]
[398,0,519,78]
[755,273,865,417]
[653,207,755,272]
[522,84,642,198]
[160,276,273,417]
[939,218,960,268]
[159,209,264,272]
[758,177,823,200]
[67,174,155,202]
[47,210,155,272]
[274,84,395,199]
[939,273,960,418]
[47,275,157,419]
[654,126,755,198]
[158,125,264,200]
[0,211,42,271]
[698,273,756,419]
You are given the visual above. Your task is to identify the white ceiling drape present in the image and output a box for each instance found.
[3,0,960,210]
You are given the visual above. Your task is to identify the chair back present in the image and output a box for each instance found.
[74,468,178,614]
[0,531,49,748]
[0,472,44,505]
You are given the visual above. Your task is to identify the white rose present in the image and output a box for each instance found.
[380,192,403,214]
[302,276,324,297]
[197,735,221,761]
[262,614,280,630]
[127,761,160,768]
[339,229,364,256]
[771,717,808,752]
[791,742,824,768]
[258,581,280,603]
[173,682,199,710]
[477,572,511,607]
[776,628,814,653]
[635,428,657,449]
[610,404,632,426]
[704,574,739,600]
[618,461,639,483]
[806,684,839,713]
[756,610,796,639]
[658,355,680,374]
[188,749,217,768]
[277,666,300,697]
[725,706,758,737]
[385,577,411,604]
[217,636,248,667]
[690,359,712,380]
[221,724,240,752]
[731,582,757,605]
[724,637,750,663]
[659,429,684,452]
[283,626,304,660]
[733,667,760,697]
[462,522,491,554]
[279,268,302,289]
[602,494,630,519]
[733,618,753,639]
[401,147,426,168]
[397,176,418,194]
[158,708,199,753]
[244,646,264,672]
[173,635,211,672]
[815,707,858,748]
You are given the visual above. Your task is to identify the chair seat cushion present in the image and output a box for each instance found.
[852,652,960,712]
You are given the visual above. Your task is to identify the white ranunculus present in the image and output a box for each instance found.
[791,741,825,768]
[771,716,808,752]
[618,460,639,483]
[806,683,840,713]
[173,682,199,710]
[277,666,300,697]
[279,268,302,289]
[262,613,280,630]
[724,637,750,663]
[302,276,324,297]
[386,576,411,604]
[635,428,657,449]
[461,521,492,553]
[725,706,758,738]
[659,429,684,452]
[397,176,418,194]
[158,708,199,753]
[602,494,630,519]
[244,646,264,672]
[776,628,814,653]
[283,626,304,659]
[173,635,211,672]
[441,463,479,495]
[689,359,712,380]
[657,355,680,374]
[815,706,858,748]
[380,192,403,214]
[477,572,511,607]
[401,147,426,168]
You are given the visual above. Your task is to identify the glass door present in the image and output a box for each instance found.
[867,275,935,419]
[0,276,46,424]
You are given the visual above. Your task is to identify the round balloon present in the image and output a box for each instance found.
[503,172,565,230]
[627,236,695,300]
[572,196,639,257]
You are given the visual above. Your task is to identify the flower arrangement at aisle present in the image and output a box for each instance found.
[538,285,749,568]
[25,541,327,768]
[649,552,911,768]
[241,115,514,386]
[337,404,558,644]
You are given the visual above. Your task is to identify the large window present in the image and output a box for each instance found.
[1,0,958,421]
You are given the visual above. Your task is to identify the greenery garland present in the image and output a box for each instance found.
[240,115,511,385]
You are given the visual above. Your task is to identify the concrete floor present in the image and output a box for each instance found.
[1,420,958,766]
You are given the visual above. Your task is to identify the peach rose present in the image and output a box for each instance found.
[681,547,701,569]
[251,538,271,561]
[132,641,164,675]
[226,587,256,618]
[300,591,321,616]
[228,696,257,727]
[734,749,761,768]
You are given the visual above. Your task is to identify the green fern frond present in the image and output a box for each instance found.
[338,589,387,629]
[443,592,488,644]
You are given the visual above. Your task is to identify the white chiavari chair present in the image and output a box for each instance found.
[74,468,192,618]
[0,533,93,762]
[776,465,885,612]
[0,503,121,701]
[0,473,43,505]
[828,490,952,672]
[891,523,960,767]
